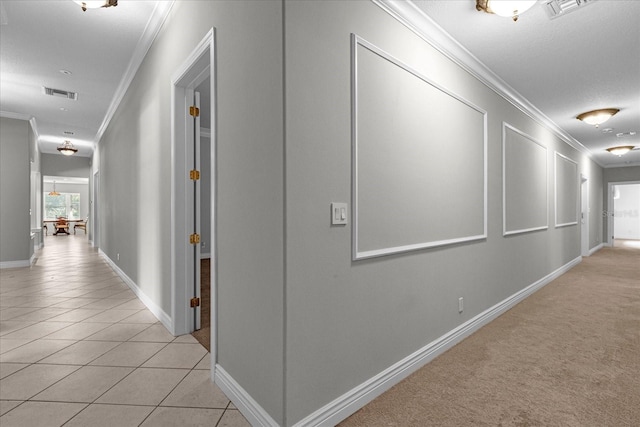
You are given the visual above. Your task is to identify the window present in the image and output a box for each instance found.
[44,193,80,219]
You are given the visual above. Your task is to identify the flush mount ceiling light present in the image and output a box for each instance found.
[74,0,117,12]
[476,0,537,21]
[576,108,619,128]
[606,146,634,157]
[57,140,78,156]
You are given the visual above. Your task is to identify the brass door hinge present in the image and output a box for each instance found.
[190,297,200,307]
[189,169,200,180]
[189,105,200,117]
[189,233,200,244]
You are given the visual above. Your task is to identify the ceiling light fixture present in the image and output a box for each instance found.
[476,0,537,21]
[606,146,634,157]
[74,0,117,12]
[49,181,60,196]
[576,108,619,128]
[57,140,78,156]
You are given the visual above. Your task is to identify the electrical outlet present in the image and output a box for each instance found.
[458,297,464,313]
[117,253,120,261]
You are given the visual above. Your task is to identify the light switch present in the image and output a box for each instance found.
[331,202,348,225]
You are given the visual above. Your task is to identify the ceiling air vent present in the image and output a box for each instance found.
[544,0,597,19]
[43,86,78,100]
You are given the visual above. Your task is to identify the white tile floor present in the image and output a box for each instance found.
[0,234,250,427]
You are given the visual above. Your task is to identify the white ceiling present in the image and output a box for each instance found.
[1,0,638,167]
[0,0,167,157]
[392,0,640,168]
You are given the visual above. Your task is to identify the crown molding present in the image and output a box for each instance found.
[371,0,603,168]
[95,0,175,143]
[0,110,31,121]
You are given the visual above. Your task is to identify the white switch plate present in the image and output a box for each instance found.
[331,202,348,225]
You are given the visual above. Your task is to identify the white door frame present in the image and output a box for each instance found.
[92,170,100,248]
[580,174,589,256]
[607,180,640,246]
[170,28,216,364]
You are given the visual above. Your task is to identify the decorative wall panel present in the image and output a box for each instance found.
[352,35,487,260]
[503,124,548,236]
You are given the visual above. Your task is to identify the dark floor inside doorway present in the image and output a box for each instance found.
[191,258,210,351]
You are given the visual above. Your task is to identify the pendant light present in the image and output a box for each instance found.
[49,181,60,196]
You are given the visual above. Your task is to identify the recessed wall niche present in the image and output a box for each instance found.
[351,35,487,260]
[502,124,548,236]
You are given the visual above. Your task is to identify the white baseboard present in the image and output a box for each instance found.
[98,250,173,333]
[293,256,582,427]
[0,259,31,269]
[214,364,280,427]
[588,243,604,256]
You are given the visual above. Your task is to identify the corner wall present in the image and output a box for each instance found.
[0,117,32,266]
[96,1,284,424]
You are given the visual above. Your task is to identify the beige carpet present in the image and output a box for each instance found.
[340,244,640,426]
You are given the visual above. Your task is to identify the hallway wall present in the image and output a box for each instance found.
[0,117,32,266]
[91,1,615,425]
[96,1,284,424]
[283,1,604,424]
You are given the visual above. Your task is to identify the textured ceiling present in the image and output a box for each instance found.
[1,0,638,167]
[0,0,161,157]
[410,0,640,168]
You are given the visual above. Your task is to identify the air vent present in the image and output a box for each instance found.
[43,87,78,100]
[544,0,596,19]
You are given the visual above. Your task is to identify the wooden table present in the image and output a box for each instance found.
[43,219,82,235]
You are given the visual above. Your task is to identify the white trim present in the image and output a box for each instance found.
[0,259,31,269]
[580,176,589,256]
[293,255,582,427]
[502,122,549,236]
[371,0,601,168]
[200,252,211,259]
[554,152,579,228]
[170,28,216,348]
[29,117,40,143]
[351,34,488,260]
[95,1,175,143]
[0,110,31,121]
[99,249,173,333]
[214,365,280,427]
[588,243,604,256]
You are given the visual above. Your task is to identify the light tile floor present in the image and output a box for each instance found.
[0,235,250,427]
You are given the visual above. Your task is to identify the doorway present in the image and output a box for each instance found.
[92,171,99,248]
[609,182,640,247]
[170,29,215,363]
[580,175,589,256]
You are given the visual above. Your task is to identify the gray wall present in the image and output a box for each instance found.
[96,1,284,423]
[90,1,613,424]
[200,134,211,256]
[603,166,640,243]
[0,117,32,264]
[283,1,599,423]
[41,153,91,178]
